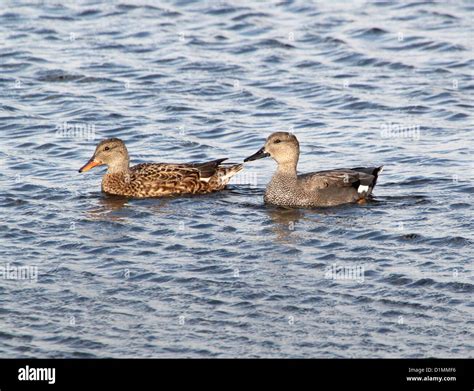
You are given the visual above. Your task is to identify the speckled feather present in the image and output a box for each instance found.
[102,161,243,197]
[265,168,382,207]
[246,132,383,208]
[79,138,243,198]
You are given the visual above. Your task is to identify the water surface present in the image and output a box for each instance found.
[0,0,473,357]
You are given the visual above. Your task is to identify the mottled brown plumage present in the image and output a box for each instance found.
[244,132,383,207]
[79,138,243,198]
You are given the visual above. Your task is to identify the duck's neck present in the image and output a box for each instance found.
[275,161,297,178]
[265,161,298,206]
[106,158,130,175]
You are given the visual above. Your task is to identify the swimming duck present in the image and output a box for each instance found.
[244,132,383,207]
[79,138,243,198]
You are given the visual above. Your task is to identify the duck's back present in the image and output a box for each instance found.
[102,160,242,197]
[265,167,383,207]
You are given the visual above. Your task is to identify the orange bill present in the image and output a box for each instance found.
[78,158,101,173]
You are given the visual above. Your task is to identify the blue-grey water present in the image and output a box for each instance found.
[0,0,473,358]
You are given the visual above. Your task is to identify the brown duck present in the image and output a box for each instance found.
[244,132,383,207]
[79,138,243,198]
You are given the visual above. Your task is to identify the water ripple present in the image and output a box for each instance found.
[0,0,472,359]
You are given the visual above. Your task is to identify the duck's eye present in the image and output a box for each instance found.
[274,139,281,144]
[104,146,110,151]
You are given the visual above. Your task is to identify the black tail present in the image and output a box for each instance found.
[372,166,384,187]
[353,166,383,184]
[351,166,384,197]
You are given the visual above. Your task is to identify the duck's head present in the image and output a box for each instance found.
[244,132,300,165]
[79,138,129,174]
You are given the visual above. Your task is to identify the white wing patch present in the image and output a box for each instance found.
[358,185,369,194]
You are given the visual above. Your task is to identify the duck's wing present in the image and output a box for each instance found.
[129,158,229,184]
[299,169,361,191]
[299,166,383,195]
[187,158,230,181]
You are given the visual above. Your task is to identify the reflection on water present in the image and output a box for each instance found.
[86,195,130,222]
[87,195,179,222]
[98,195,130,211]
[266,207,307,243]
